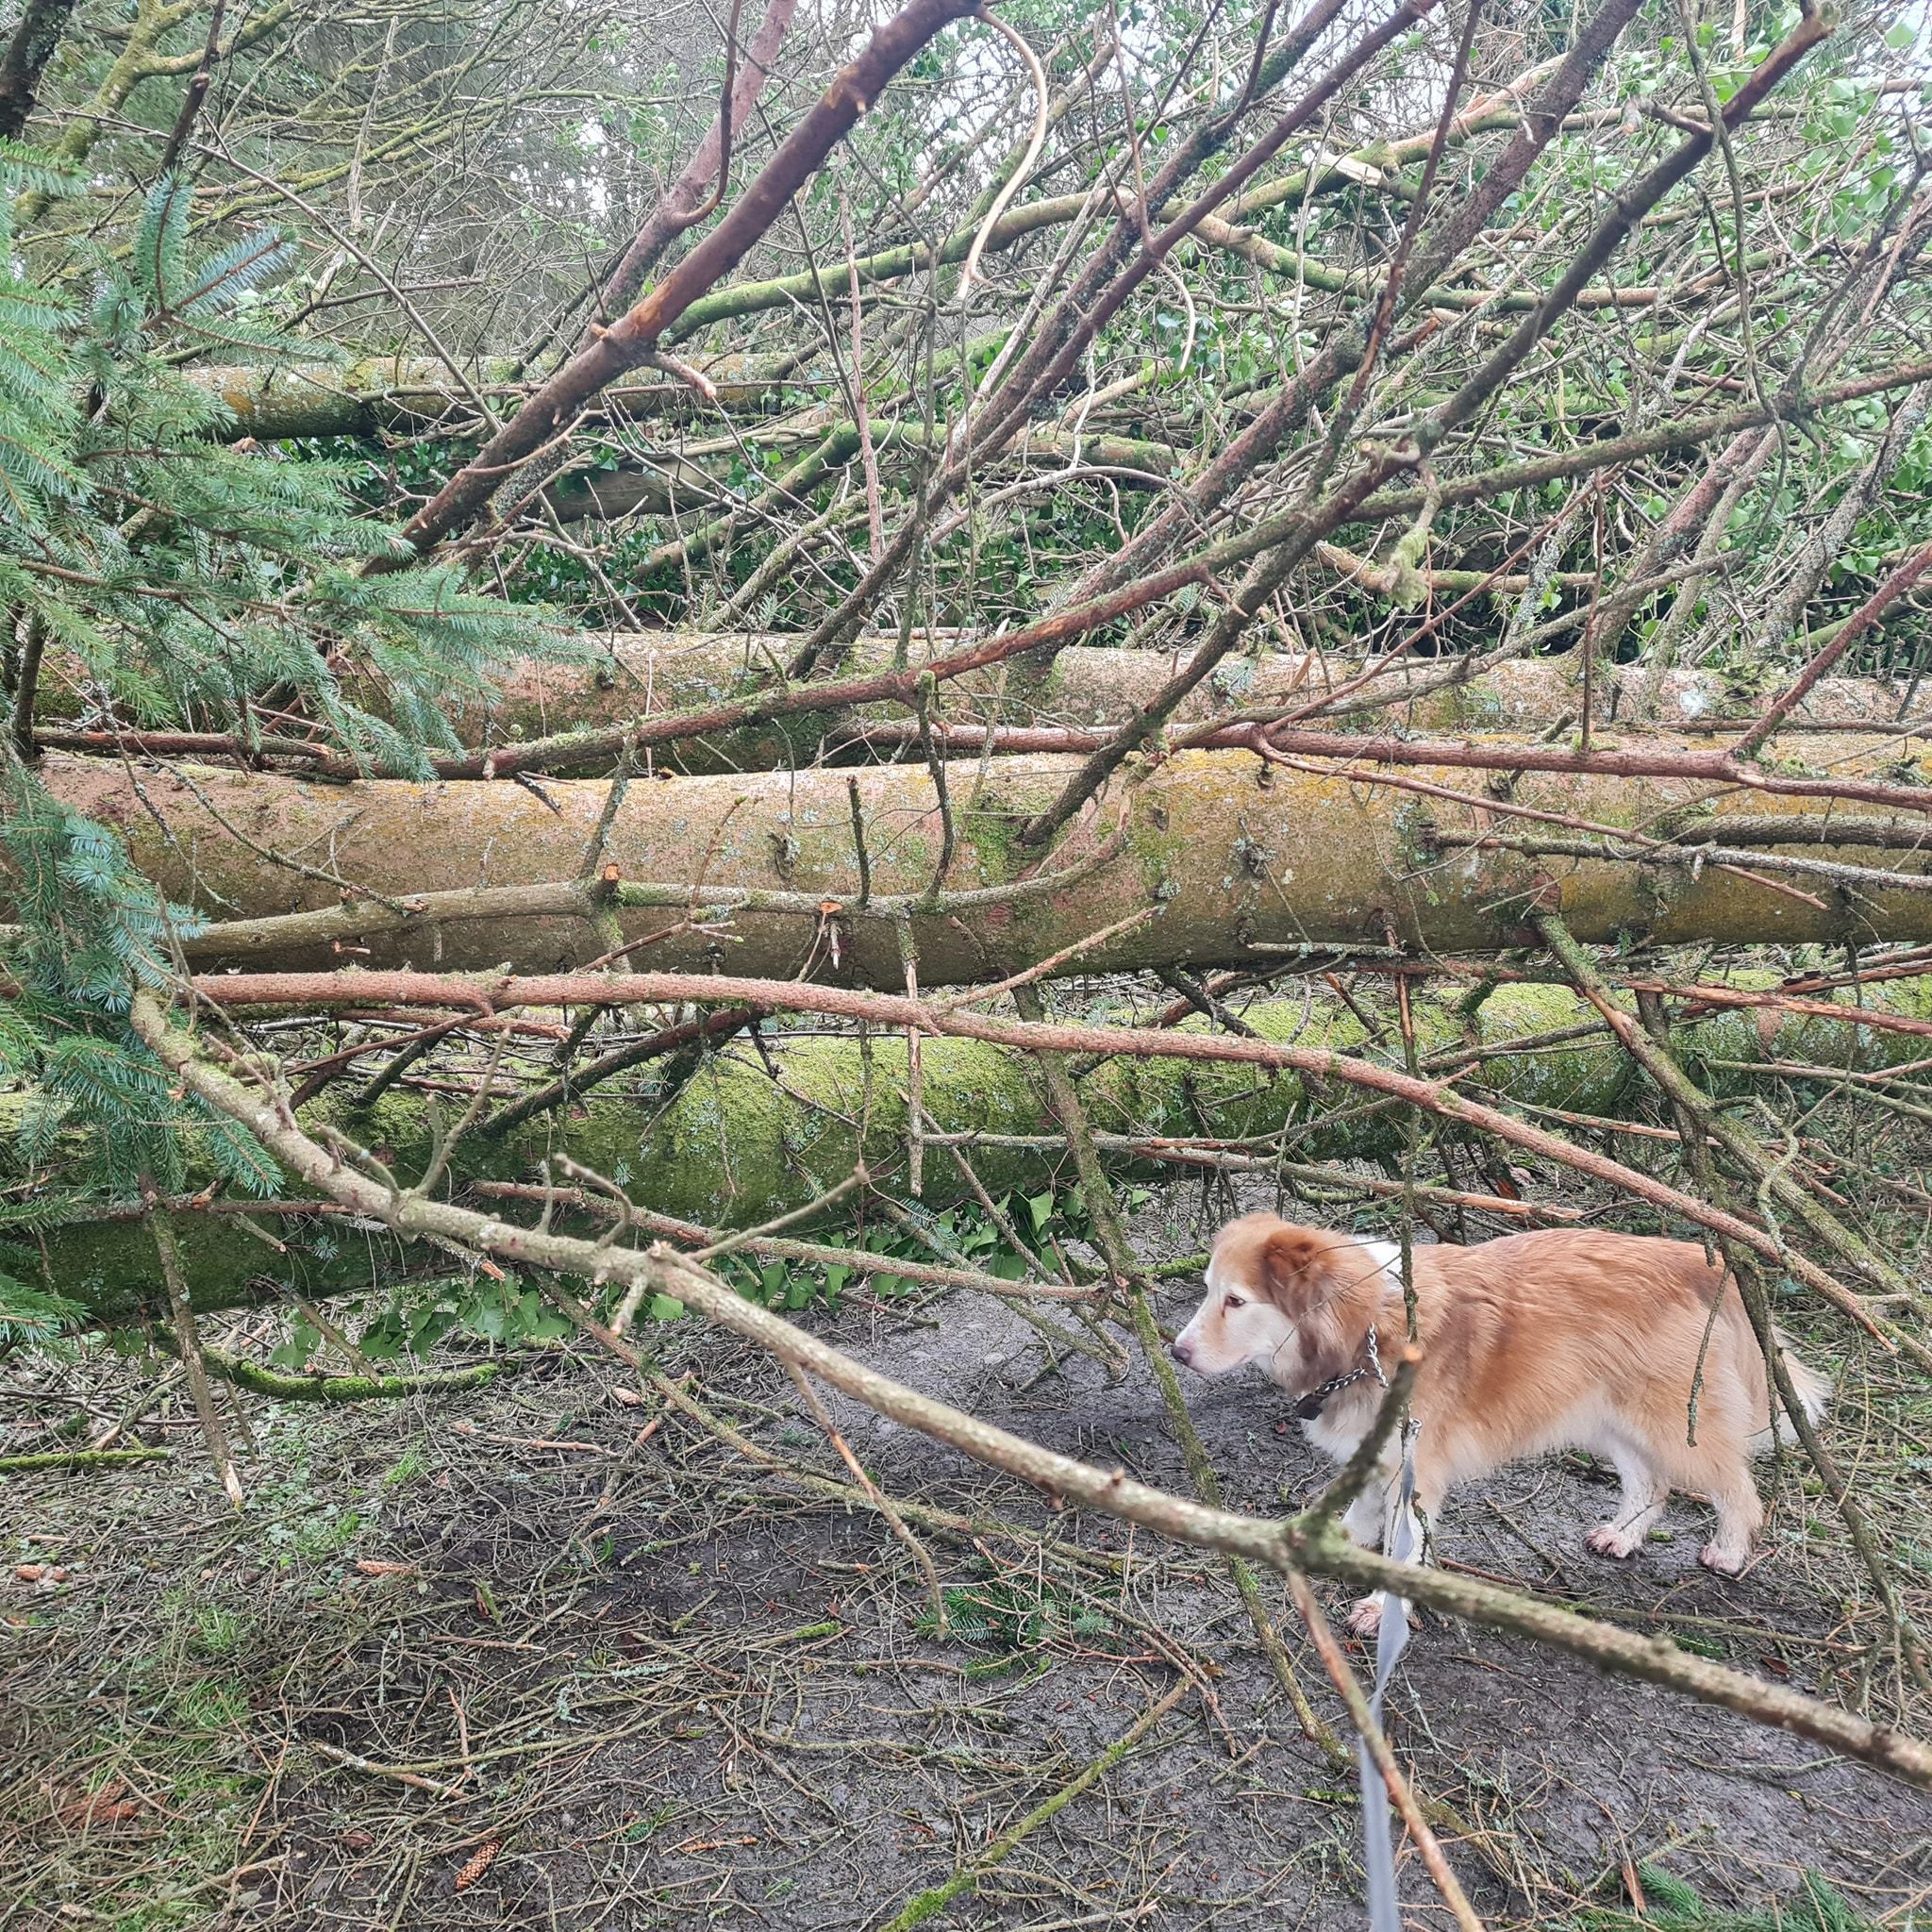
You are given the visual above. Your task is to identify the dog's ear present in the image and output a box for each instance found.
[1256,1224,1360,1385]
[1256,1224,1335,1315]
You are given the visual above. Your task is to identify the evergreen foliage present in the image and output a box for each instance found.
[1578,1863,1882,1932]
[0,155,555,773]
[0,147,562,1333]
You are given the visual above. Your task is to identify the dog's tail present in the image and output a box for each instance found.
[1744,1324,1831,1451]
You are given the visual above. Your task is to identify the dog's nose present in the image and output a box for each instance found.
[1171,1338,1193,1367]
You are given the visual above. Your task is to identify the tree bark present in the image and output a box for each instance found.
[30,622,1921,776]
[463,637,1916,756]
[180,354,791,441]
[35,741,1932,986]
[0,0,80,139]
[39,631,1899,778]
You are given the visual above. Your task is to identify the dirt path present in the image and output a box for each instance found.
[5,1221,1929,1929]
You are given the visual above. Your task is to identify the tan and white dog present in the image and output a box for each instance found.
[1171,1217,1827,1630]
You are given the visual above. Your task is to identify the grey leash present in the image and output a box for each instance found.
[1358,1425,1417,1932]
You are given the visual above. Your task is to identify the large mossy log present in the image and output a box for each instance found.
[25,979,1932,1324]
[37,741,1932,985]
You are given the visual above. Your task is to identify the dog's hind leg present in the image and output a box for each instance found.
[1696,1457,1764,1575]
[1585,1437,1670,1559]
[1655,1407,1764,1574]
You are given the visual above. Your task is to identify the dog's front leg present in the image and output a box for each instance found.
[1339,1480,1390,1551]
[1346,1499,1419,1637]
[1346,1464,1436,1640]
[1317,1466,1409,1637]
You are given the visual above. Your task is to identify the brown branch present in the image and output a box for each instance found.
[155,0,225,175]
[161,818,1133,968]
[376,0,981,565]
[122,988,1932,1790]
[588,0,799,329]
[1284,1569,1487,1932]
[8,615,47,763]
[28,726,331,764]
[1244,724,1932,819]
[179,965,1924,1365]
[148,1208,244,1509]
[1731,534,1932,760]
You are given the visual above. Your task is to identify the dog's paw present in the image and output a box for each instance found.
[1586,1523,1643,1559]
[1698,1541,1749,1576]
[1345,1593,1416,1639]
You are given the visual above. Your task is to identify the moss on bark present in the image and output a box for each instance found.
[37,741,1932,990]
[20,977,1927,1324]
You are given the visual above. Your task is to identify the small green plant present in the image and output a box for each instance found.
[915,1561,1129,1671]
[379,1445,429,1490]
[288,1506,361,1563]
[623,1803,678,1842]
[190,1604,249,1657]
[173,1677,250,1731]
[1576,1864,1884,1932]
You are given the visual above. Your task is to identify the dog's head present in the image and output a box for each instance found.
[1171,1215,1374,1387]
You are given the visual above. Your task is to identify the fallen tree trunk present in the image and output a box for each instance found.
[368,638,1932,776]
[542,421,1180,524]
[179,352,802,441]
[22,978,1927,1324]
[35,634,1919,779]
[35,741,1932,985]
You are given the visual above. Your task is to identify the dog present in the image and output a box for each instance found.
[1171,1216,1828,1633]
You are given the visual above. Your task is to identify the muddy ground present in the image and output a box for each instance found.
[5,1186,1930,1931]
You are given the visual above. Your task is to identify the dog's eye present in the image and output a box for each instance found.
[1223,1293,1244,1311]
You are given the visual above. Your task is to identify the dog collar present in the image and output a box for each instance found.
[1293,1323,1387,1422]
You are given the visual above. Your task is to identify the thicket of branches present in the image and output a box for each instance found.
[5,0,1932,1914]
